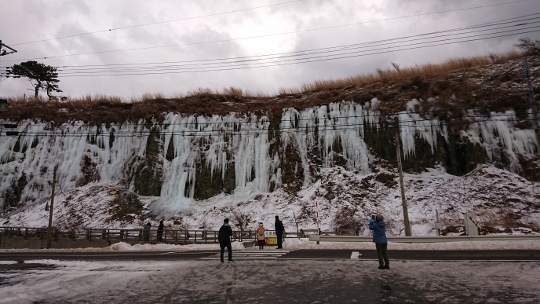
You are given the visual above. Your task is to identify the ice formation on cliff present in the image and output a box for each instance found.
[0,100,537,212]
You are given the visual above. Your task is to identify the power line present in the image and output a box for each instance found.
[23,13,533,77]
[52,27,539,77]
[51,13,540,73]
[4,0,538,63]
[9,0,308,47]
[5,117,535,138]
[6,111,529,128]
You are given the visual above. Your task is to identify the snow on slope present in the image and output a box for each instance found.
[2,164,538,236]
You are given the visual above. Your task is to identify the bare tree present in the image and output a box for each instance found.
[515,37,540,56]
[231,210,252,235]
[332,205,362,235]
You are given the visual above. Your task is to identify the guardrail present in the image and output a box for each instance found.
[308,234,540,243]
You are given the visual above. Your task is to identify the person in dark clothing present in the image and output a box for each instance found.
[143,222,151,241]
[218,218,233,262]
[157,220,164,241]
[369,214,389,269]
[275,215,285,249]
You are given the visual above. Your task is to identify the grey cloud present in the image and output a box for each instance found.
[2,0,539,99]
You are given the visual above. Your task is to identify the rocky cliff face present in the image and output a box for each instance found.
[1,100,538,213]
[0,56,539,230]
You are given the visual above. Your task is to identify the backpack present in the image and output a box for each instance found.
[258,227,264,236]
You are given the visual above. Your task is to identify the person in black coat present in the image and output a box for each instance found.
[275,215,285,249]
[143,222,151,241]
[218,218,233,262]
[157,220,164,241]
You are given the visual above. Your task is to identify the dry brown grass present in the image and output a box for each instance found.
[4,94,132,124]
[1,50,533,125]
[7,95,47,103]
[139,92,165,102]
[3,50,524,103]
[186,87,216,97]
[296,50,524,94]
[221,87,269,98]
[477,207,523,233]
[184,87,261,98]
[222,87,244,98]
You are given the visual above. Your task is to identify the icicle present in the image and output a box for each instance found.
[399,100,446,159]
[1,102,536,212]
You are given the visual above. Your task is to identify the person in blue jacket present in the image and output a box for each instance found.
[369,214,389,269]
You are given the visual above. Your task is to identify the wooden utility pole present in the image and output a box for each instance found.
[395,131,412,236]
[524,58,540,209]
[46,166,57,249]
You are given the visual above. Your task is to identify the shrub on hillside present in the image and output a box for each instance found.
[516,37,540,56]
[231,210,251,234]
[332,205,362,234]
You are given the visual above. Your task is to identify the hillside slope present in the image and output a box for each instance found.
[1,165,538,235]
[0,55,539,235]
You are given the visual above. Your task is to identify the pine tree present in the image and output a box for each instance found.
[7,60,62,99]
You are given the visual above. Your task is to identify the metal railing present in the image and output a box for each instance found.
[0,227,81,240]
[0,226,300,245]
[3,226,537,245]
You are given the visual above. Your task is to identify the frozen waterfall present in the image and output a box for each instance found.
[0,100,537,213]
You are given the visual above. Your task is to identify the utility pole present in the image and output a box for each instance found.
[395,126,412,236]
[0,40,18,56]
[524,58,540,210]
[0,40,17,82]
[46,166,58,249]
[524,58,539,157]
[0,99,7,113]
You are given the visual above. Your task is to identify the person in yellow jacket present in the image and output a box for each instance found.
[256,222,266,250]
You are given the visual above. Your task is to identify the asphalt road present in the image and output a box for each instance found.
[1,249,539,303]
[1,249,539,262]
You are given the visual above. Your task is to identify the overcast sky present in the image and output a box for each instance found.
[0,0,539,99]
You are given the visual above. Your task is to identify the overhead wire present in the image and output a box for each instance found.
[1,3,536,155]
[53,30,539,76]
[50,15,540,75]
[4,0,538,62]
[45,16,540,77]
[5,116,535,138]
[9,0,308,46]
[52,12,540,71]
[6,111,530,128]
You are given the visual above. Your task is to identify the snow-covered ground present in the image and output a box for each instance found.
[1,240,539,303]
[1,259,539,303]
[3,165,539,240]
